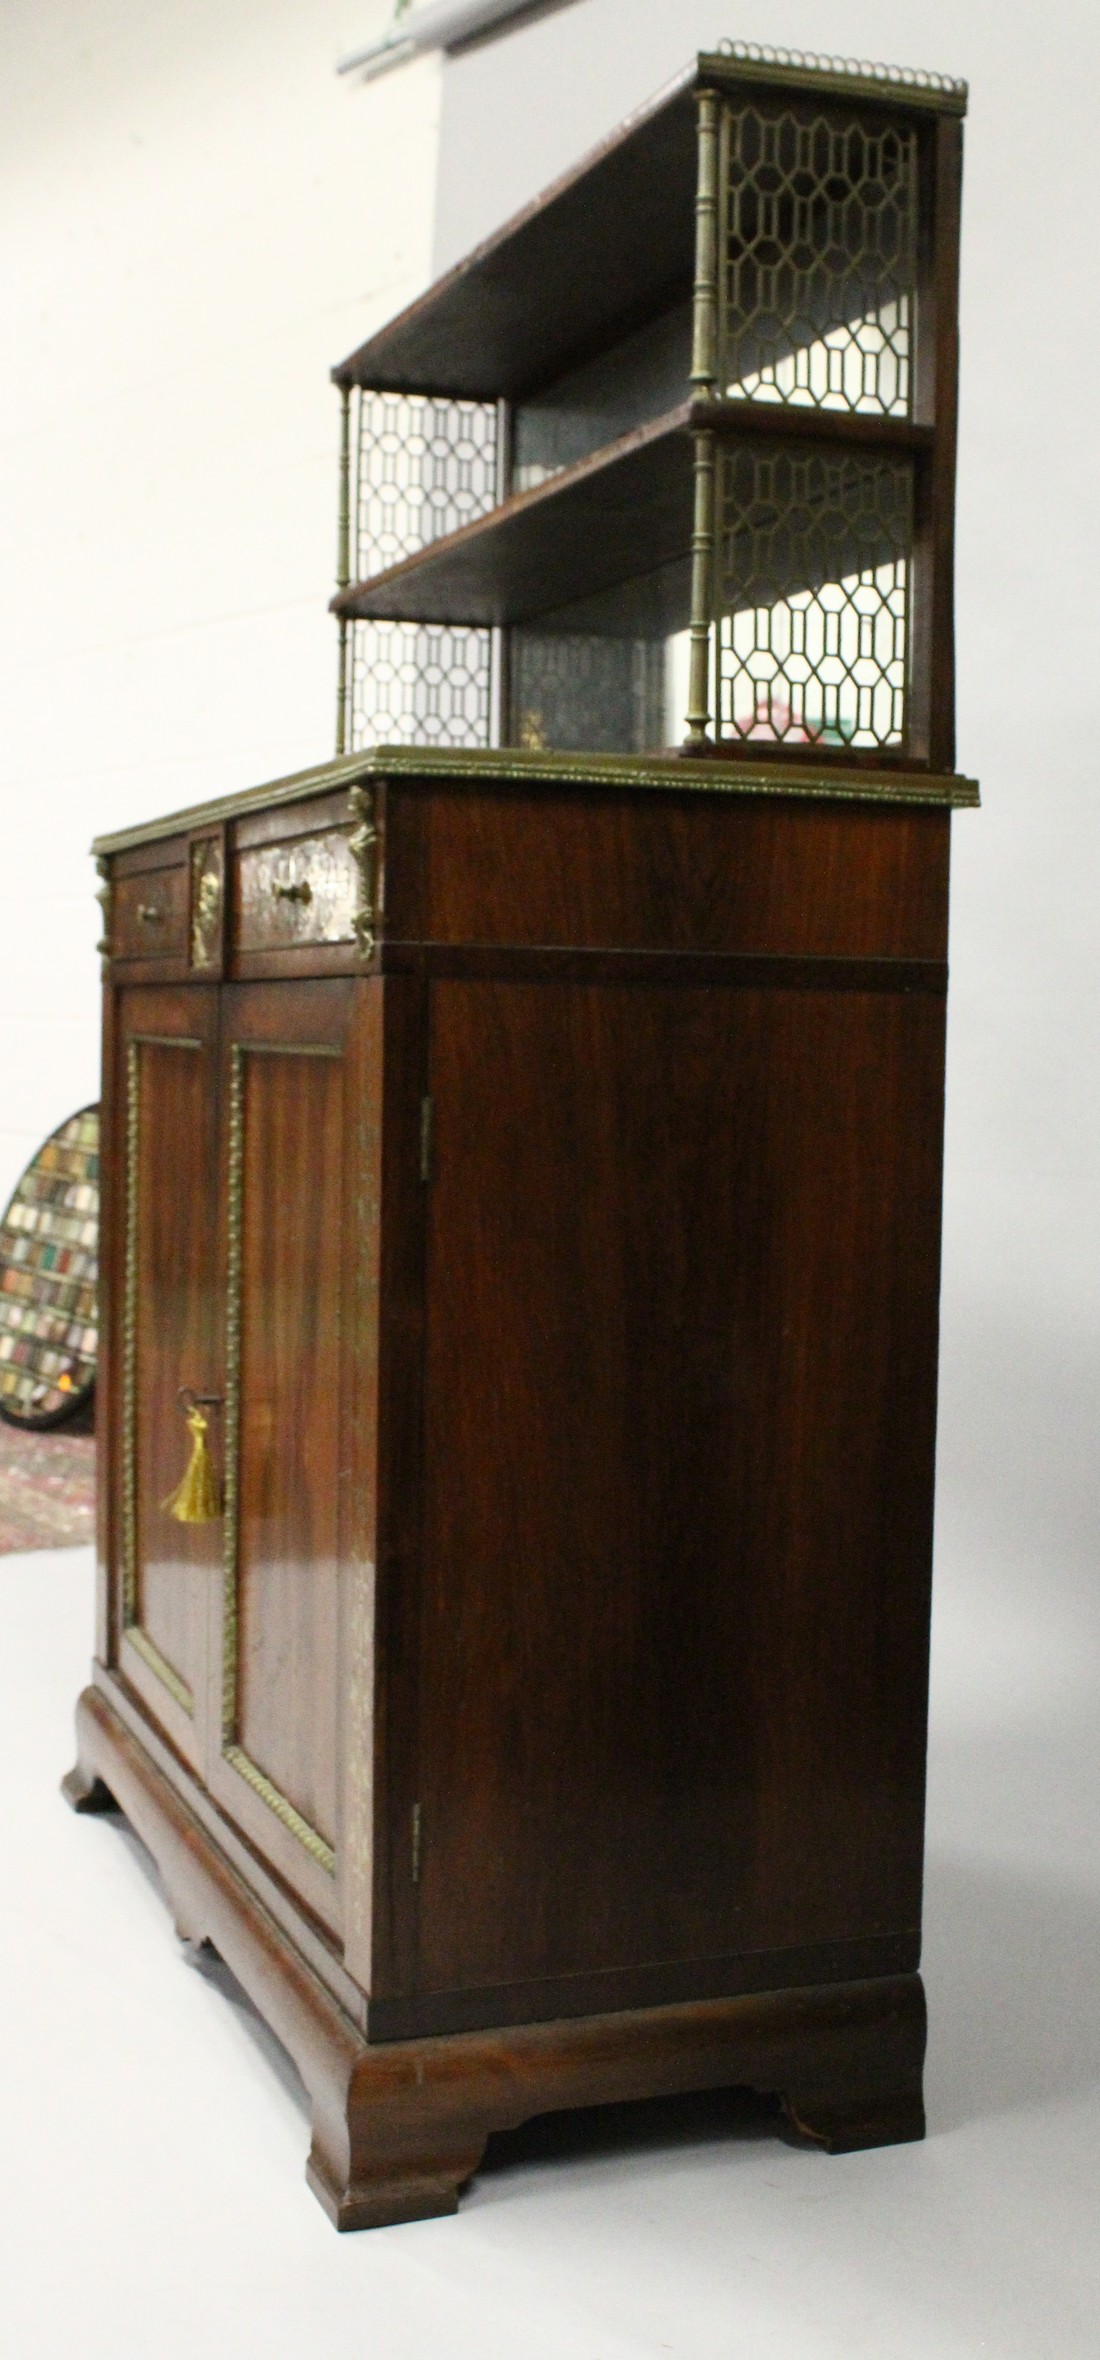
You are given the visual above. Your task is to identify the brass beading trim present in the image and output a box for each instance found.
[125,1626,195,1717]
[701,43,968,113]
[91,748,978,855]
[223,1745,337,1876]
[221,1044,244,1750]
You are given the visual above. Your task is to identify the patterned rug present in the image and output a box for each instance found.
[0,1417,95,1552]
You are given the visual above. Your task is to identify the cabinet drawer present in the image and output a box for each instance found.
[112,863,189,960]
[235,828,361,953]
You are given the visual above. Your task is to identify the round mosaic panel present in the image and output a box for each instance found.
[0,1106,99,1429]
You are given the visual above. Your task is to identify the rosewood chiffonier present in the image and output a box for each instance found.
[66,42,975,2228]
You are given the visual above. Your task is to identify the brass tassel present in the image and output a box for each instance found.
[163,1406,221,1524]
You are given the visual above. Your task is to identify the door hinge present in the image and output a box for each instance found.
[411,1801,423,1886]
[419,1095,434,1184]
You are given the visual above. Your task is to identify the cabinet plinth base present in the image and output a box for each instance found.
[66,1684,927,2230]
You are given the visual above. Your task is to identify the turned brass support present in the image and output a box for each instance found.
[691,89,721,398]
[685,428,717,751]
[336,383,352,756]
[685,89,721,750]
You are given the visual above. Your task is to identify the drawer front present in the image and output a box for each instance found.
[235,829,360,953]
[112,863,189,961]
[393,790,950,963]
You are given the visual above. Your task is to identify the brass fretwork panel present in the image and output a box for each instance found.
[343,389,498,753]
[715,442,912,750]
[348,619,492,753]
[354,390,498,576]
[510,630,666,756]
[720,102,918,416]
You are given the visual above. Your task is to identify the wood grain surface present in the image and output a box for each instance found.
[397,971,944,2023]
[81,777,953,2221]
[384,787,950,961]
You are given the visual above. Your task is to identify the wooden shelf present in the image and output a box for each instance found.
[331,401,930,632]
[332,69,699,401]
[331,51,965,407]
[691,402,934,454]
[332,407,695,628]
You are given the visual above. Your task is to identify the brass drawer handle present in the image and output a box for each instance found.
[273,878,312,906]
[137,904,163,926]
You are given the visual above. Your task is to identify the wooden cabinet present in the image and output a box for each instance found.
[67,747,974,2225]
[68,39,972,2231]
[107,974,367,1938]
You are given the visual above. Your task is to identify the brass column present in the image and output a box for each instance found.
[335,383,352,755]
[685,88,721,749]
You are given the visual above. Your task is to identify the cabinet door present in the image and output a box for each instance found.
[205,979,372,1940]
[408,977,945,2016]
[113,987,220,1774]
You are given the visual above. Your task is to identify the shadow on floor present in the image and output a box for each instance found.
[109,1812,312,2117]
[91,1781,1100,2171]
[924,1847,1100,2131]
[480,2085,782,2179]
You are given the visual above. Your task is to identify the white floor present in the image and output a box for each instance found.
[2,1540,1098,2359]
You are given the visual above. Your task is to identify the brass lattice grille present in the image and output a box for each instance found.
[349,620,492,751]
[721,102,918,415]
[510,631,666,755]
[715,442,912,749]
[354,391,498,577]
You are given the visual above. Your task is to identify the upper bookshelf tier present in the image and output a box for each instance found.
[330,43,966,768]
[332,45,967,407]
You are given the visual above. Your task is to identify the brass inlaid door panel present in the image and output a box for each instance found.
[114,989,220,1771]
[207,980,360,1935]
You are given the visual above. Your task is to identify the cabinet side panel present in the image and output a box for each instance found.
[410,975,945,2005]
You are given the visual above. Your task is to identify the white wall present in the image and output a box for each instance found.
[3,0,1097,1631]
[0,0,441,1195]
[430,0,1100,1663]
